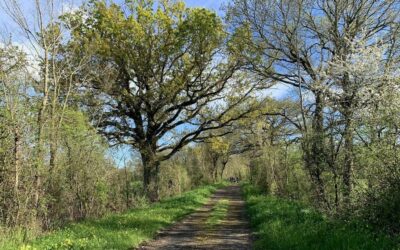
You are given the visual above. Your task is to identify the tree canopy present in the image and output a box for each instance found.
[65,0,260,199]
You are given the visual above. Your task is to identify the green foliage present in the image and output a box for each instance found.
[44,109,117,226]
[242,183,399,250]
[159,161,191,197]
[360,180,400,235]
[64,0,255,201]
[72,0,226,113]
[2,185,218,250]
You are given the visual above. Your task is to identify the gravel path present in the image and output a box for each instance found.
[137,185,252,250]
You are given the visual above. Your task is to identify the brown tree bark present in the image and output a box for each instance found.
[304,92,329,209]
[141,144,161,202]
[220,158,229,180]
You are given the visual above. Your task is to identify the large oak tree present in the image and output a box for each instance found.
[68,0,259,200]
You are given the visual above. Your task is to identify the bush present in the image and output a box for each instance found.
[360,180,400,235]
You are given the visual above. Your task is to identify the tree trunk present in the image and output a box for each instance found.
[13,126,22,225]
[342,114,353,205]
[34,50,49,219]
[212,156,219,182]
[305,91,329,209]
[141,146,160,202]
[49,140,57,173]
[124,166,130,209]
[220,158,228,180]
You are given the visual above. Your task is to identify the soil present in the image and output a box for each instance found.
[137,185,253,250]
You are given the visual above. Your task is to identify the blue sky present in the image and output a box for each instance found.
[184,0,226,11]
[0,0,226,38]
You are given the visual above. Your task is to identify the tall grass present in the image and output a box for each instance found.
[0,227,38,250]
[242,184,400,250]
[1,184,222,250]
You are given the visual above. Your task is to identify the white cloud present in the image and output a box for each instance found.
[60,2,80,16]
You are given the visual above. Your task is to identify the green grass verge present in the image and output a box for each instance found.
[205,199,229,229]
[2,184,223,250]
[242,183,400,250]
[0,228,37,250]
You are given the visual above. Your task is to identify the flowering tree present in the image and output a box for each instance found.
[227,0,400,207]
[325,35,400,202]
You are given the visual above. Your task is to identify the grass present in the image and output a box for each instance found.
[1,184,223,250]
[0,227,38,250]
[205,199,229,229]
[242,183,400,250]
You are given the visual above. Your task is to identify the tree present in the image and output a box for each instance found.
[326,35,399,204]
[202,137,230,181]
[1,0,88,218]
[227,0,400,208]
[69,1,259,200]
[0,41,28,226]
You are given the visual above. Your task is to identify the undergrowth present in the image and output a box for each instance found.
[1,183,224,250]
[242,183,400,250]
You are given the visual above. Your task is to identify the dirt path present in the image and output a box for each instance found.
[137,185,252,250]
